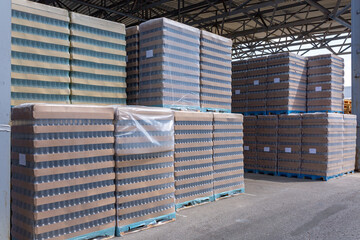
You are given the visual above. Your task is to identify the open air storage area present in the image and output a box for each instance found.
[0,0,358,240]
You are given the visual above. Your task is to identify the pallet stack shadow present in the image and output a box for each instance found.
[213,113,245,199]
[306,54,344,113]
[69,12,127,105]
[232,60,248,113]
[138,18,201,111]
[277,114,302,177]
[301,113,344,179]
[200,31,232,112]
[114,106,176,236]
[256,115,278,174]
[11,0,70,106]
[266,53,306,114]
[11,104,116,240]
[174,112,214,209]
[247,57,267,115]
[243,116,257,172]
[125,26,140,105]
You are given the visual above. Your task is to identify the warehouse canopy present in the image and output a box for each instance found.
[33,0,351,59]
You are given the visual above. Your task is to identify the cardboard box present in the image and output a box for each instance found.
[343,114,357,173]
[213,113,244,194]
[11,104,116,240]
[69,12,127,105]
[11,0,71,106]
[114,106,175,233]
[139,18,200,110]
[174,112,214,204]
[126,26,139,105]
[244,116,257,170]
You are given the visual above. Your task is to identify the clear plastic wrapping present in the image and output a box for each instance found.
[11,103,116,240]
[70,12,127,105]
[11,0,71,106]
[343,114,357,172]
[174,111,213,205]
[138,18,201,110]
[114,106,175,235]
[200,30,232,112]
[213,113,244,195]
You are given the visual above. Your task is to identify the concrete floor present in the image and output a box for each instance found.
[114,172,360,240]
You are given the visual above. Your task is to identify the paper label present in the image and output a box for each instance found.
[309,148,317,154]
[146,50,153,58]
[235,90,241,94]
[244,146,249,151]
[19,154,26,166]
[254,80,259,85]
[264,147,270,152]
[274,78,280,83]
[285,147,292,153]
[315,86,322,92]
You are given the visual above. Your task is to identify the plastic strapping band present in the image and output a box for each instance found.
[0,124,10,132]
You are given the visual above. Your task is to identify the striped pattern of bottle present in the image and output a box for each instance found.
[126,26,139,105]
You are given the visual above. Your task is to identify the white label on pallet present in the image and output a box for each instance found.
[244,146,249,150]
[19,154,26,166]
[274,77,280,83]
[235,90,241,94]
[264,147,270,152]
[315,86,322,92]
[285,147,292,153]
[254,80,259,85]
[146,50,153,58]
[309,148,317,154]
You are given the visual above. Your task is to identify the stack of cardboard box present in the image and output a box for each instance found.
[114,106,176,235]
[138,18,201,110]
[231,60,248,113]
[301,113,344,178]
[213,113,244,198]
[243,116,257,172]
[343,114,357,173]
[126,26,140,105]
[174,112,214,207]
[11,0,70,106]
[277,114,302,176]
[307,54,344,113]
[267,53,307,114]
[70,13,127,105]
[11,104,116,240]
[247,57,267,115]
[256,115,278,173]
[200,31,232,112]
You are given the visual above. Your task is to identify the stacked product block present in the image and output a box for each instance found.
[231,60,248,113]
[243,116,257,172]
[277,114,302,176]
[174,112,214,208]
[11,0,70,106]
[11,104,116,240]
[200,30,232,112]
[126,26,139,105]
[256,115,278,173]
[343,114,357,173]
[247,57,267,115]
[139,18,201,110]
[307,54,344,113]
[70,12,127,105]
[114,106,176,236]
[267,53,307,114]
[213,113,245,198]
[301,113,344,179]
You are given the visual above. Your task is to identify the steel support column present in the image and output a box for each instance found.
[0,0,11,239]
[351,0,360,170]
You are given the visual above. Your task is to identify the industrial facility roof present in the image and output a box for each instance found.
[33,0,351,59]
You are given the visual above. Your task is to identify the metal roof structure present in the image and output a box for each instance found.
[33,0,351,59]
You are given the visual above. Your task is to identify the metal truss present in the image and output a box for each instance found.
[34,0,351,60]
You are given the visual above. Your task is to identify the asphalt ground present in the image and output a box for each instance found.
[114,172,360,240]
